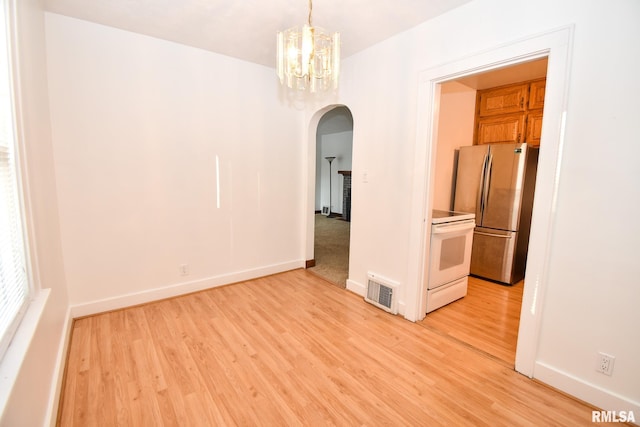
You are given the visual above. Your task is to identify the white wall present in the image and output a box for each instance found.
[433,81,476,211]
[45,14,306,310]
[1,0,69,425]
[340,0,639,414]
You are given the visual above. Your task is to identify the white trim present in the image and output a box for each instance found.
[5,0,41,295]
[0,288,50,419]
[304,104,347,263]
[535,361,640,414]
[408,26,574,378]
[70,260,305,318]
[44,307,73,427]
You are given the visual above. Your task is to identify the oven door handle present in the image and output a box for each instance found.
[432,222,475,234]
[474,231,512,239]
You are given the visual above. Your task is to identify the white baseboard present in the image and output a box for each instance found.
[535,361,640,417]
[346,278,365,295]
[70,260,305,318]
[397,300,407,317]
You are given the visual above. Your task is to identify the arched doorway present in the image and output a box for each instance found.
[305,106,353,287]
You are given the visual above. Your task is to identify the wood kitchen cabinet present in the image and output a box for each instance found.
[476,114,526,145]
[525,110,544,146]
[474,78,546,147]
[528,79,546,110]
[478,83,528,117]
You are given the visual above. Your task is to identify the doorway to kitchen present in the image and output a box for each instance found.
[307,106,353,288]
[420,58,548,366]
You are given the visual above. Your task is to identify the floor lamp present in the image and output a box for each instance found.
[325,156,336,217]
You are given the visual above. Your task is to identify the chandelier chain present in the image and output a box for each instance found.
[308,0,313,26]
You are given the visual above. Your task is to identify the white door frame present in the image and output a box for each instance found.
[406,26,573,377]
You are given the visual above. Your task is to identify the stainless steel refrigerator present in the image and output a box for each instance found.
[453,143,538,284]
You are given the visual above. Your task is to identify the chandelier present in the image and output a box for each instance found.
[276,0,340,93]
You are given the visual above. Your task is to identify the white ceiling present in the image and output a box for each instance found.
[455,57,548,90]
[42,0,474,68]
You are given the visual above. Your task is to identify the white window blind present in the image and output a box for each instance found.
[0,0,29,359]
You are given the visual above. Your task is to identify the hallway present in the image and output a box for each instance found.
[308,214,350,288]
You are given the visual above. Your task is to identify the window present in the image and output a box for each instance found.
[0,0,29,360]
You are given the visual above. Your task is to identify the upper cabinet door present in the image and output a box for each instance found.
[528,79,546,110]
[478,83,529,117]
[476,114,526,145]
[526,111,544,146]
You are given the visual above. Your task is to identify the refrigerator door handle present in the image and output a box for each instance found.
[477,153,489,222]
[483,153,493,214]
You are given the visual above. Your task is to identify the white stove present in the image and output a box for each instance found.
[426,210,476,313]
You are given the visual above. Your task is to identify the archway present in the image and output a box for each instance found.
[304,105,354,287]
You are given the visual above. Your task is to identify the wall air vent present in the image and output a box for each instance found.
[365,273,399,314]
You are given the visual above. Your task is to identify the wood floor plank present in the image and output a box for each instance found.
[58,269,607,426]
[420,276,524,365]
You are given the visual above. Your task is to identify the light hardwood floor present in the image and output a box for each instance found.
[420,276,524,366]
[58,269,605,426]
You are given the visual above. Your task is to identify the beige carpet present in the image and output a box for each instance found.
[309,214,350,288]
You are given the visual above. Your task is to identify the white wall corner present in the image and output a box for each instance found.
[346,278,366,296]
[397,300,407,318]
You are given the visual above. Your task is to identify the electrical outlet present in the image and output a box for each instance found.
[596,352,615,376]
[179,264,189,276]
